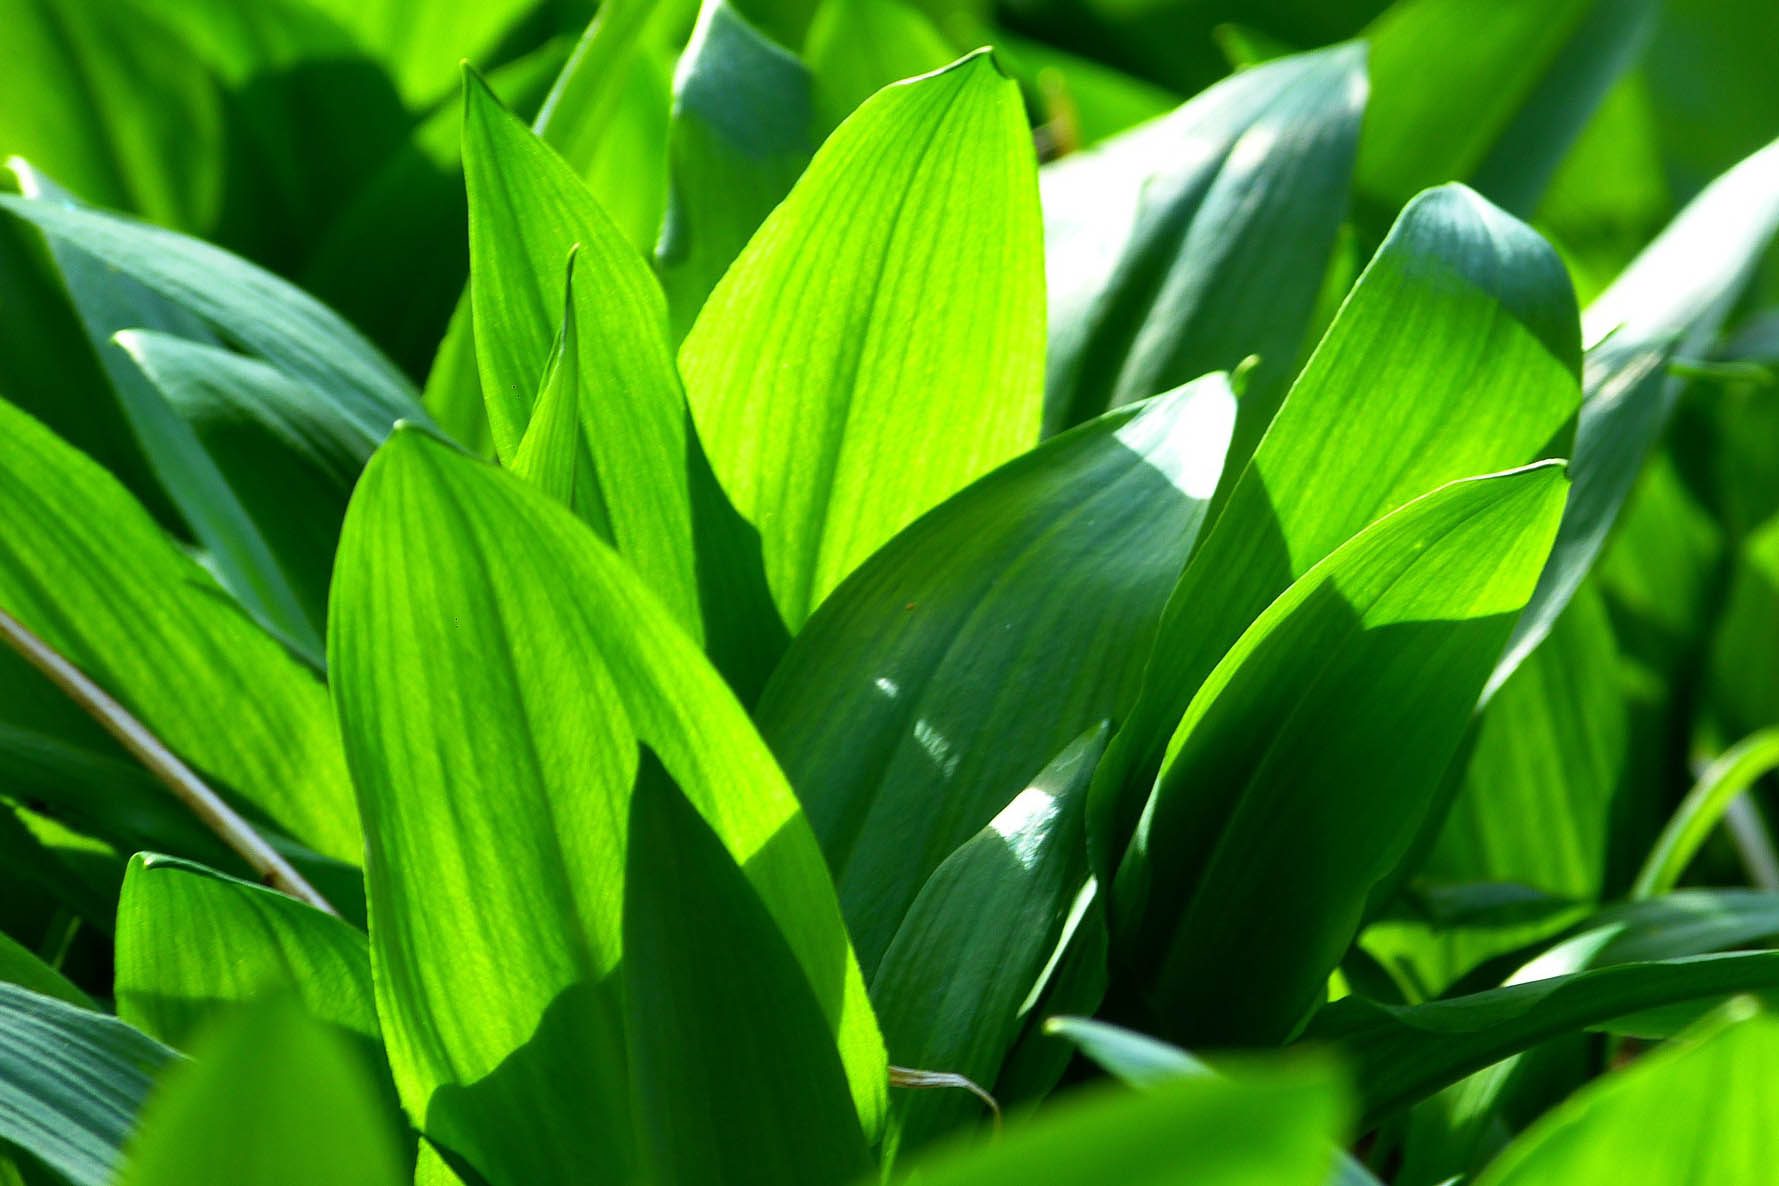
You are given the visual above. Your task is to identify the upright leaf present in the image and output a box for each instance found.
[1117,465,1570,1044]
[1358,0,1658,218]
[0,984,177,1186]
[1095,184,1581,866]
[1041,43,1366,444]
[329,428,885,1186]
[872,725,1108,1154]
[657,0,815,339]
[0,398,357,862]
[679,51,1045,630]
[757,377,1234,972]
[118,998,405,1186]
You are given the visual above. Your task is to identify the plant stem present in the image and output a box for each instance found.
[0,606,338,916]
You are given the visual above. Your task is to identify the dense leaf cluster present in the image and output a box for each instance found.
[1,1,1778,1183]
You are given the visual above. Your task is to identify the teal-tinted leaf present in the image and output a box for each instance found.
[117,329,363,653]
[873,725,1108,1154]
[1118,464,1570,1044]
[1474,1007,1779,1185]
[805,0,956,134]
[1096,184,1581,867]
[680,51,1045,631]
[624,773,871,1186]
[1312,950,1779,1127]
[889,1064,1345,1186]
[0,930,87,1008]
[0,984,177,1186]
[758,377,1234,973]
[1041,43,1365,443]
[0,170,423,444]
[114,854,375,1051]
[0,398,357,863]
[329,427,884,1184]
[1495,137,1779,687]
[657,0,813,340]
[1358,0,1657,218]
[118,997,405,1186]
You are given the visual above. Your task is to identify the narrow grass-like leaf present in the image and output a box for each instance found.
[0,931,87,1008]
[872,725,1108,1154]
[117,997,405,1186]
[1096,185,1581,868]
[758,377,1233,972]
[679,51,1044,630]
[0,398,357,863]
[1632,731,1779,899]
[1494,137,1779,689]
[1041,43,1365,443]
[114,854,375,1051]
[1312,950,1779,1128]
[888,1065,1345,1186]
[1117,464,1569,1044]
[0,984,177,1186]
[1473,1008,1779,1185]
[329,428,885,1184]
[624,774,871,1186]
[657,0,814,339]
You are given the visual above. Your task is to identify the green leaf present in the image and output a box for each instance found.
[889,1064,1345,1186]
[1632,730,1779,899]
[0,983,178,1186]
[329,427,885,1185]
[0,930,88,1008]
[805,0,956,134]
[1514,891,1779,980]
[117,329,363,658]
[1474,1007,1779,1185]
[872,724,1108,1154]
[1041,43,1365,443]
[0,168,424,445]
[0,397,358,863]
[114,854,375,1051]
[757,376,1234,973]
[679,50,1045,631]
[657,0,814,340]
[1312,950,1779,1127]
[624,772,871,1186]
[1494,137,1779,687]
[1117,464,1570,1045]
[118,997,406,1186]
[1358,0,1658,218]
[507,252,584,507]
[1095,184,1582,868]
[293,0,542,107]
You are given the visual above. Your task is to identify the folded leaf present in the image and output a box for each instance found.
[1041,43,1365,442]
[657,0,815,339]
[0,984,177,1186]
[758,376,1234,972]
[680,50,1044,630]
[507,253,585,507]
[0,398,357,862]
[1312,950,1779,1127]
[329,427,885,1185]
[114,854,375,1051]
[118,997,405,1186]
[1096,184,1582,869]
[1117,464,1569,1044]
[872,724,1108,1154]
